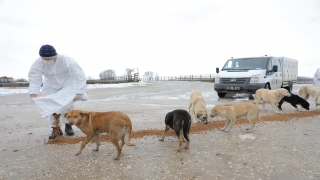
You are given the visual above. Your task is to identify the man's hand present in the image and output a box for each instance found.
[74,94,82,101]
[30,94,37,103]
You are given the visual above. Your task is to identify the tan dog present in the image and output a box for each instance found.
[298,85,320,110]
[64,110,136,160]
[254,88,291,113]
[189,91,208,124]
[210,102,265,132]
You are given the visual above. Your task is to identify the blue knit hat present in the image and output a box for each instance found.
[39,44,57,57]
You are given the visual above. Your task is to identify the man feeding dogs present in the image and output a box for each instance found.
[28,44,88,139]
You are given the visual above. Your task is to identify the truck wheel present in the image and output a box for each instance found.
[264,83,271,90]
[217,93,226,98]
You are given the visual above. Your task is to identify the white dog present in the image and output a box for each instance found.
[298,85,320,109]
[254,88,291,113]
[189,91,208,124]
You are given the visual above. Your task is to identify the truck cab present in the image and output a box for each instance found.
[214,56,298,98]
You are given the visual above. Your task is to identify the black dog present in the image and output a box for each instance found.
[158,109,191,152]
[278,92,310,111]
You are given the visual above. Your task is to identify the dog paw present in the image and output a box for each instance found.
[175,149,182,152]
[158,138,164,141]
[113,157,119,160]
[75,153,81,156]
[92,149,99,152]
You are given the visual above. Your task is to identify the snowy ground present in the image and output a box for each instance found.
[0,81,319,180]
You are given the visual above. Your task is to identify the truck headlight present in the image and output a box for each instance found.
[215,75,220,83]
[250,74,260,83]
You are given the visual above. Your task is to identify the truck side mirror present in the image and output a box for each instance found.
[272,65,278,72]
[216,67,219,73]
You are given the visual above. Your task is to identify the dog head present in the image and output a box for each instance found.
[210,109,216,118]
[64,110,89,126]
[210,107,220,118]
[278,88,291,98]
[197,111,208,124]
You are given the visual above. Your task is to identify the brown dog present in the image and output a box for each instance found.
[64,110,136,160]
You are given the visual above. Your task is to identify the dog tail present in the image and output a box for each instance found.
[124,122,136,146]
[183,121,191,141]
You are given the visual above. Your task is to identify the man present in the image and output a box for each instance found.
[313,68,320,87]
[28,44,88,139]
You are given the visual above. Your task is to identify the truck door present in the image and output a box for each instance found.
[266,58,282,89]
[275,58,283,89]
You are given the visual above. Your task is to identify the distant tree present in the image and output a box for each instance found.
[15,78,27,82]
[99,69,116,80]
[125,68,135,81]
[144,71,154,81]
[87,76,95,80]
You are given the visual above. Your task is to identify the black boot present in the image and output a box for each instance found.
[49,126,63,139]
[65,123,74,136]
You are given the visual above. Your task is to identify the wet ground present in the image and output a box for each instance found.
[0,81,319,180]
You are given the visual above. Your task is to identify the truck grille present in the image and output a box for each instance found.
[221,78,247,84]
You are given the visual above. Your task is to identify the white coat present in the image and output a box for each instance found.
[28,54,88,126]
[313,68,320,87]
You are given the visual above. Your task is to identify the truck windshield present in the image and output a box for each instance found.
[222,57,269,70]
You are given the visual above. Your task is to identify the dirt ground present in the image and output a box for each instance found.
[0,81,320,180]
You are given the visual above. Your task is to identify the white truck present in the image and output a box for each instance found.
[214,56,298,98]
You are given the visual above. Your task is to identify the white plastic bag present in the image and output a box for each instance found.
[34,84,77,117]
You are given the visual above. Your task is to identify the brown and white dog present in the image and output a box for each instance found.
[65,110,136,160]
[189,91,208,124]
[210,102,265,132]
[253,88,291,113]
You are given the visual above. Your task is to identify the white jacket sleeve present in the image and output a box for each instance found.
[67,60,87,94]
[28,59,43,95]
[316,68,320,79]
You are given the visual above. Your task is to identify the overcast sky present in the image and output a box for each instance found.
[1,0,320,79]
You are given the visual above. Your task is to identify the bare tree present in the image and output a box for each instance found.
[125,68,134,81]
[87,76,95,80]
[144,71,154,81]
[15,78,27,82]
[99,69,116,80]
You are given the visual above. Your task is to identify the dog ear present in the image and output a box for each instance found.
[64,113,67,118]
[80,111,89,117]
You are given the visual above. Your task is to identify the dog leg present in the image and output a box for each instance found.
[272,103,279,113]
[159,125,170,141]
[221,119,230,131]
[184,133,190,149]
[225,117,236,132]
[110,136,122,160]
[278,99,284,110]
[93,133,100,152]
[120,135,125,148]
[176,130,183,152]
[76,134,94,156]
[262,102,266,111]
[245,116,255,133]
[189,107,197,124]
[290,103,299,111]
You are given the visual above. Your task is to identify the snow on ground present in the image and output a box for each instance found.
[0,81,148,95]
